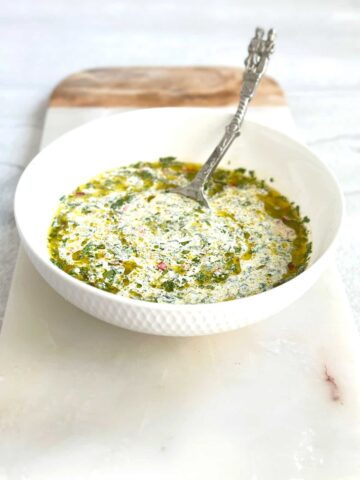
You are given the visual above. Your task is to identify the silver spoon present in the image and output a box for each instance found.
[171,27,276,208]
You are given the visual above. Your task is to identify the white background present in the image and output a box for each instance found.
[1,0,359,326]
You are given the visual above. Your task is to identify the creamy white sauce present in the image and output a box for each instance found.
[49,161,309,304]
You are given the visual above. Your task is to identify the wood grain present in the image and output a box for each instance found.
[50,67,286,107]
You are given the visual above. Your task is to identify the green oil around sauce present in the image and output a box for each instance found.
[48,158,311,304]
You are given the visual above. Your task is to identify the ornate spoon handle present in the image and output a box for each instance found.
[172,27,276,207]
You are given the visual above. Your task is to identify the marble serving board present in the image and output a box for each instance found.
[0,68,360,479]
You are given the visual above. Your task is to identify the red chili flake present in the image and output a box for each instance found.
[157,261,167,271]
[288,262,296,271]
[75,191,85,196]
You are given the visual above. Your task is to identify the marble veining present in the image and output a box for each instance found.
[324,365,342,404]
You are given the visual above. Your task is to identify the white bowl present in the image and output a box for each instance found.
[14,108,343,336]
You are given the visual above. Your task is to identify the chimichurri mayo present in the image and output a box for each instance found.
[48,157,311,304]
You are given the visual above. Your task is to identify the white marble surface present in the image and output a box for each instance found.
[1,0,360,327]
[1,253,360,478]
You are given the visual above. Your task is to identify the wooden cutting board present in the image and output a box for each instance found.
[1,67,360,479]
[50,66,286,107]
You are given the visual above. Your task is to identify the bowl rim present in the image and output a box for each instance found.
[14,106,345,311]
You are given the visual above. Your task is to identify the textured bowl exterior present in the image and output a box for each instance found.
[15,108,343,336]
[21,238,330,336]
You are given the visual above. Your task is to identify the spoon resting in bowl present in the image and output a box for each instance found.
[171,27,276,208]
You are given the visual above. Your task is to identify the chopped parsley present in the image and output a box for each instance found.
[48,159,311,304]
